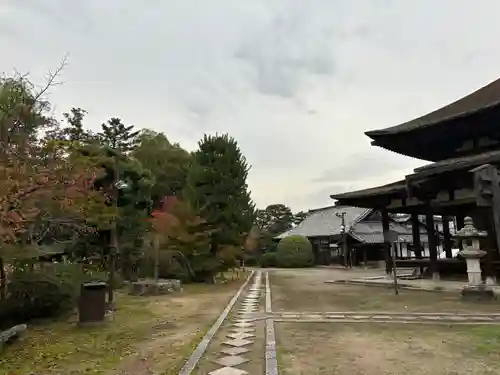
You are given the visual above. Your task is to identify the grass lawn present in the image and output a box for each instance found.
[276,322,500,375]
[270,270,500,313]
[0,273,248,375]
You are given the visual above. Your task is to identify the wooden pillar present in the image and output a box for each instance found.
[381,209,392,276]
[411,212,422,259]
[425,206,439,280]
[456,214,465,250]
[442,216,453,258]
[479,208,497,284]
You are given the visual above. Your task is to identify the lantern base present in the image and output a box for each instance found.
[461,285,495,301]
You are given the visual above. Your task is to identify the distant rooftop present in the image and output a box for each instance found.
[276,206,423,244]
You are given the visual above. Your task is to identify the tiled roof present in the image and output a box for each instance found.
[408,149,500,180]
[275,206,370,239]
[332,149,500,204]
[351,221,427,244]
[275,206,428,244]
[330,180,406,201]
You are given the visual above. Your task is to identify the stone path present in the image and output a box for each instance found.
[264,271,278,375]
[245,311,500,324]
[178,271,256,375]
[179,269,500,375]
[208,271,263,375]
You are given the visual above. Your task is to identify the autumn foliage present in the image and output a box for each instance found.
[148,196,218,281]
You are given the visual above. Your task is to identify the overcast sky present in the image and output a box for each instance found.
[2,0,500,211]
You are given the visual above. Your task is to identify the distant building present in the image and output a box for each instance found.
[275,206,428,266]
[391,214,458,258]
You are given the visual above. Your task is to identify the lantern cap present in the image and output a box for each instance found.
[455,217,487,239]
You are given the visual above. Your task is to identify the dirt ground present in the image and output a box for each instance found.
[0,275,248,375]
[270,268,500,313]
[276,322,500,375]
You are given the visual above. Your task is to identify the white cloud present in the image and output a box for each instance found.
[2,0,500,211]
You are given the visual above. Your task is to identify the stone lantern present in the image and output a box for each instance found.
[455,217,493,300]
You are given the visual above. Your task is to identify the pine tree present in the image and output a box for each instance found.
[99,117,139,153]
[96,118,141,304]
[184,134,255,260]
[63,107,89,143]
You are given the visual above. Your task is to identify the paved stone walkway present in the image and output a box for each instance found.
[179,269,500,375]
[178,271,256,375]
[208,271,263,375]
[245,311,500,324]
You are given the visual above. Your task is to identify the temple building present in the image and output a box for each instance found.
[331,77,500,282]
[275,206,427,266]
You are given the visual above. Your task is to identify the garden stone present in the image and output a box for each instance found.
[214,355,249,367]
[223,338,253,347]
[128,279,182,296]
[220,347,249,356]
[0,324,27,352]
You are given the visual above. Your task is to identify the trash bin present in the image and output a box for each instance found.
[78,281,107,325]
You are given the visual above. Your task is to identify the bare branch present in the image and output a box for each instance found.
[33,53,69,102]
[35,225,52,243]
[0,54,69,155]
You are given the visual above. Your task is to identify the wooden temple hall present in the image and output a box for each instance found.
[331,77,500,282]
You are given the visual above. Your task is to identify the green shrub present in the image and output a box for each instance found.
[276,235,314,268]
[243,252,261,266]
[6,269,78,323]
[260,252,277,268]
[0,263,125,329]
[159,257,190,281]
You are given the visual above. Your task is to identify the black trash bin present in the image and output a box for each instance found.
[78,281,107,325]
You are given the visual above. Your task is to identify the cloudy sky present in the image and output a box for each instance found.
[2,0,500,211]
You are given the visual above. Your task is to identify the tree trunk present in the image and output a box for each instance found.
[0,256,6,301]
[108,230,118,305]
[108,155,120,306]
[154,235,160,282]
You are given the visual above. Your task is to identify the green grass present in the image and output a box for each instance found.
[465,326,500,356]
[276,322,500,375]
[270,272,500,313]
[0,272,250,375]
[0,293,157,375]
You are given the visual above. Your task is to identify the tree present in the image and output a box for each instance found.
[255,209,271,232]
[0,76,109,300]
[99,117,140,153]
[293,211,308,226]
[96,118,143,305]
[149,196,180,281]
[184,134,255,274]
[133,130,192,207]
[88,145,154,285]
[148,196,213,282]
[260,204,295,235]
[254,204,296,254]
[244,226,260,254]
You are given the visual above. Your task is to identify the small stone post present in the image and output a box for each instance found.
[455,217,494,300]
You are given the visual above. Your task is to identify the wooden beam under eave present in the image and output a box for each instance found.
[385,189,475,211]
[387,198,404,210]
[454,188,475,200]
